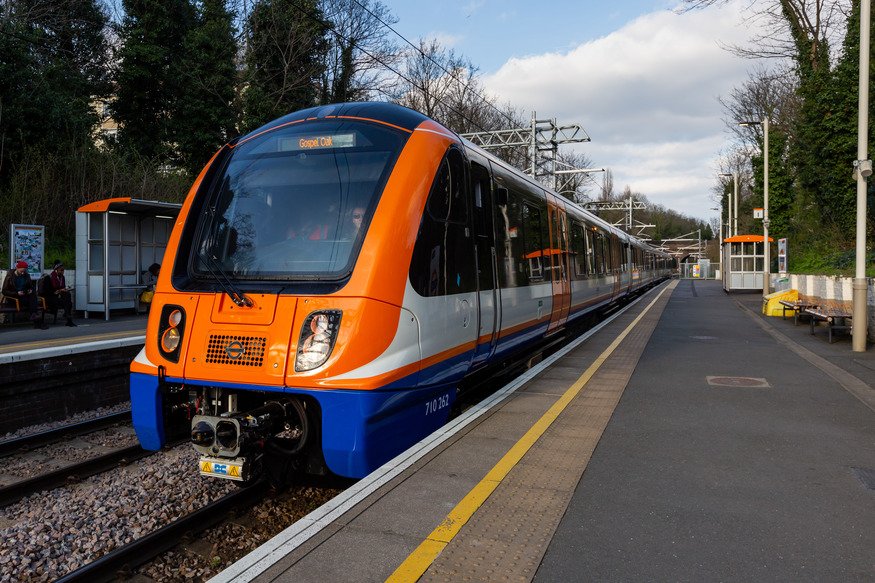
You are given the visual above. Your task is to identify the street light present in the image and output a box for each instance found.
[717,172,739,237]
[739,119,770,297]
[852,0,870,352]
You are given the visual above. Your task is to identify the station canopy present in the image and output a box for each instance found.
[77,197,182,216]
[723,234,774,243]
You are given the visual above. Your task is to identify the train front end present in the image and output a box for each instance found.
[129,103,458,485]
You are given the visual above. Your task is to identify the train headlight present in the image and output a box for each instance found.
[158,305,186,363]
[162,327,181,352]
[295,310,341,372]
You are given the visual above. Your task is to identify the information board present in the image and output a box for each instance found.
[10,224,44,279]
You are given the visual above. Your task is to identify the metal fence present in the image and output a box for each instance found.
[679,260,719,279]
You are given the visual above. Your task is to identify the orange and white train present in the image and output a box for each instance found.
[130,102,672,486]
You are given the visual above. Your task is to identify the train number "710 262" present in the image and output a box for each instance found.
[425,393,451,415]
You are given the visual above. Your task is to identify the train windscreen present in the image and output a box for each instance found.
[195,120,406,280]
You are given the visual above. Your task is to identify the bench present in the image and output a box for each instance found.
[803,302,853,344]
[778,297,821,326]
[1,293,47,324]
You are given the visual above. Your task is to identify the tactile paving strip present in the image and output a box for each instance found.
[420,282,677,583]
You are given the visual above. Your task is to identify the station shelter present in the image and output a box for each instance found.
[722,234,773,292]
[75,198,182,320]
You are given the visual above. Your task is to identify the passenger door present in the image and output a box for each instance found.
[546,193,571,335]
[471,161,499,366]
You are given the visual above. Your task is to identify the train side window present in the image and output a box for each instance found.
[471,161,496,293]
[427,149,468,224]
[409,147,476,297]
[596,233,608,275]
[570,222,586,277]
[584,228,595,275]
[522,203,544,281]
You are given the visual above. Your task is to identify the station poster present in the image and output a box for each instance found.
[10,224,44,279]
[778,238,788,274]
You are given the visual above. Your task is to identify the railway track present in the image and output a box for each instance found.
[54,481,272,583]
[0,410,182,508]
[0,410,132,458]
[0,443,149,507]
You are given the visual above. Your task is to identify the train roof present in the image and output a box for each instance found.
[234,102,430,145]
[233,102,669,259]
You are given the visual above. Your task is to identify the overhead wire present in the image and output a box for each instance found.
[345,0,523,131]
[288,0,503,134]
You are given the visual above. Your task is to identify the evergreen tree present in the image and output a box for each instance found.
[173,0,239,176]
[0,0,109,178]
[748,128,793,238]
[113,0,197,162]
[241,0,329,132]
[790,1,875,236]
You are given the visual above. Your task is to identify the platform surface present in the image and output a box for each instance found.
[205,279,875,583]
[0,312,146,357]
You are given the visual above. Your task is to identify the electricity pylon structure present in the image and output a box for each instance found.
[648,229,705,260]
[583,198,655,239]
[461,112,592,195]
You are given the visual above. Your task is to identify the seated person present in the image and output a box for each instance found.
[143,263,160,290]
[45,260,76,327]
[2,261,47,329]
[348,206,365,239]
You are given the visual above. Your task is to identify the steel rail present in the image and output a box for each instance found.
[54,481,271,583]
[0,410,132,458]
[0,443,150,507]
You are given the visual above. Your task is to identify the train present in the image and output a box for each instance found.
[130,101,673,487]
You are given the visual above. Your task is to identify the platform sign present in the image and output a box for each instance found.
[778,238,787,274]
[753,208,764,219]
[10,224,44,279]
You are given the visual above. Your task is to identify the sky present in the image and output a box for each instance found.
[377,0,762,224]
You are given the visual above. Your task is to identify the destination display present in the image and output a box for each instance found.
[279,132,356,152]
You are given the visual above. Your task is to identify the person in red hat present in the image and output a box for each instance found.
[2,261,48,329]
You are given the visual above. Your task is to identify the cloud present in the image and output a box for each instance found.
[483,3,757,220]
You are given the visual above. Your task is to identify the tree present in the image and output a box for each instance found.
[173,0,239,176]
[240,0,330,132]
[0,0,110,178]
[318,0,400,104]
[113,0,197,162]
[678,0,847,71]
[792,0,875,235]
[392,38,466,122]
[693,0,873,243]
[723,65,799,238]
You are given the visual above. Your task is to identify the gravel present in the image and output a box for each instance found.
[137,486,341,583]
[0,447,236,582]
[0,402,132,442]
[0,404,342,583]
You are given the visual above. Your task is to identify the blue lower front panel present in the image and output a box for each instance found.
[130,372,164,451]
[316,383,456,478]
[129,371,456,479]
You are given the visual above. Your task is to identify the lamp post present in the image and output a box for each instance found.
[711,207,724,286]
[740,119,770,297]
[852,0,870,352]
[718,172,739,237]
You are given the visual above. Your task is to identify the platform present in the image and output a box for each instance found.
[0,312,146,360]
[210,279,875,583]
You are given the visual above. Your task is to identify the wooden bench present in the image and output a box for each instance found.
[803,301,853,344]
[778,296,821,326]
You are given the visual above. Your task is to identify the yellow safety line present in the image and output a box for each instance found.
[0,330,145,353]
[386,282,673,583]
